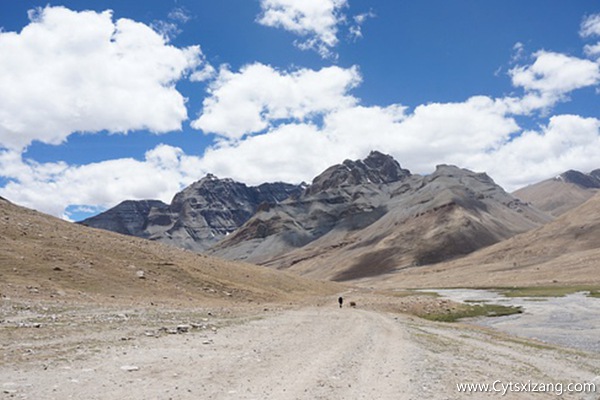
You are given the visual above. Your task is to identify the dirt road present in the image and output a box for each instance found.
[2,305,600,399]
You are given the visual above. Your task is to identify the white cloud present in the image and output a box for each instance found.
[193,96,520,186]
[509,51,600,95]
[471,115,600,191]
[192,63,361,139]
[153,6,193,41]
[507,51,600,114]
[511,42,525,63]
[349,11,375,40]
[3,109,598,217]
[0,6,205,150]
[3,10,600,218]
[584,42,600,58]
[580,13,600,38]
[580,14,600,61]
[0,144,204,218]
[168,7,192,24]
[257,0,348,58]
[199,123,337,184]
[190,64,216,82]
[151,20,180,41]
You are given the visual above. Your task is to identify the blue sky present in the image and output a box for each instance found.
[0,0,599,220]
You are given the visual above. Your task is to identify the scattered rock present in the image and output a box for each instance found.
[136,270,146,279]
[176,324,191,333]
[17,322,42,328]
[120,365,139,372]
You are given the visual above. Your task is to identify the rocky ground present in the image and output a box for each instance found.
[2,293,599,400]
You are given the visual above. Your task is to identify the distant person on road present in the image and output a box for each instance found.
[338,296,343,308]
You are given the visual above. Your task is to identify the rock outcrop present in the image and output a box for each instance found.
[78,200,169,238]
[79,175,301,251]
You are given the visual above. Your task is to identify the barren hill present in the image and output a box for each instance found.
[373,193,600,289]
[514,169,600,216]
[0,197,336,305]
[211,152,550,281]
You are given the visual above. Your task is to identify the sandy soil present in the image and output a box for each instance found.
[2,297,599,400]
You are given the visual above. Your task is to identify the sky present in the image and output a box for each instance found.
[0,0,599,221]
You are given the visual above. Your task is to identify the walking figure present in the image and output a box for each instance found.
[338,296,343,308]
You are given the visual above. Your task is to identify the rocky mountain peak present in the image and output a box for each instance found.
[80,175,301,251]
[432,165,495,184]
[307,151,410,195]
[79,199,168,238]
[558,170,600,189]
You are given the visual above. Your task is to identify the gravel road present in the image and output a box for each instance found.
[2,305,600,399]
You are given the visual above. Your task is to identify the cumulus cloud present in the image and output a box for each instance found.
[471,115,600,190]
[0,6,205,150]
[192,63,361,139]
[509,51,600,97]
[257,0,348,58]
[506,51,600,115]
[192,96,521,187]
[2,8,600,218]
[3,110,598,217]
[0,144,204,218]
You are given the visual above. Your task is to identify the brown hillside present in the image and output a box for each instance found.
[369,193,600,289]
[514,179,597,217]
[0,197,337,305]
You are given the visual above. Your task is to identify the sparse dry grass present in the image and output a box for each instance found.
[415,303,523,323]
[496,286,600,298]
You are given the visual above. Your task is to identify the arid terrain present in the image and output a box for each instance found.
[2,196,600,399]
[367,192,600,290]
[2,294,600,400]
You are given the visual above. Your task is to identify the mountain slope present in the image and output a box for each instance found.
[513,169,600,216]
[373,193,600,288]
[76,199,169,238]
[211,152,550,281]
[0,197,336,304]
[79,175,301,251]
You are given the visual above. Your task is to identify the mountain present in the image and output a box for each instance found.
[79,175,301,251]
[374,192,600,289]
[76,200,169,238]
[210,151,551,281]
[0,196,335,304]
[513,169,600,216]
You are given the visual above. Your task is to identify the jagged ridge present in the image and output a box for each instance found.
[79,175,301,251]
